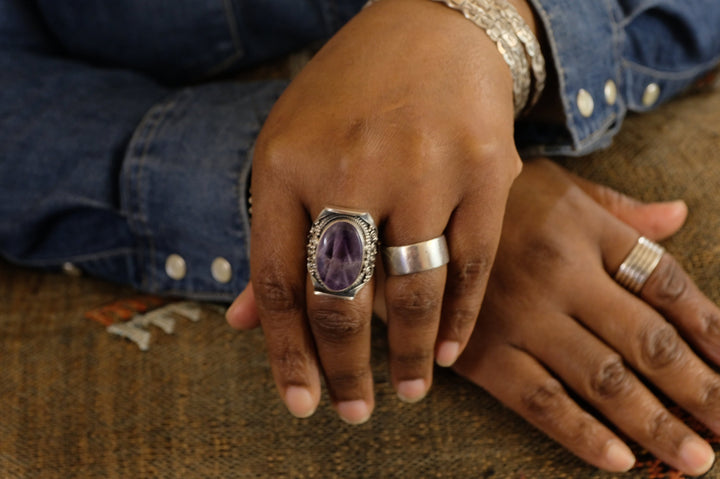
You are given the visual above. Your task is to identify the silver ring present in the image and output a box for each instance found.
[307,207,378,299]
[382,235,449,276]
[614,236,665,294]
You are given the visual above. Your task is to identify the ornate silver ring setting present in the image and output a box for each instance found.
[307,207,378,299]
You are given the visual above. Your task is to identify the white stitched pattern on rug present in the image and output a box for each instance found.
[106,302,203,350]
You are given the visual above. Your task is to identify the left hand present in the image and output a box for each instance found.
[451,159,718,475]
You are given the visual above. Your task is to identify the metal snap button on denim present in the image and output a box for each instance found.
[211,257,232,284]
[577,89,594,117]
[62,262,82,277]
[643,83,660,107]
[165,254,187,280]
[604,80,617,106]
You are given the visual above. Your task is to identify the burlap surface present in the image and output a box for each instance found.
[2,88,720,479]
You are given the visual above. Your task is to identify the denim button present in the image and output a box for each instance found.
[577,89,594,117]
[642,83,660,107]
[165,254,187,280]
[604,80,617,105]
[211,257,232,284]
[62,262,82,277]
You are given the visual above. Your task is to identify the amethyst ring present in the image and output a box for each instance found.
[307,207,378,299]
[614,236,665,294]
[382,235,449,276]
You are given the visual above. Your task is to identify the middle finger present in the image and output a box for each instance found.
[382,201,450,403]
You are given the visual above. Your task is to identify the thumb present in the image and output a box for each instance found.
[567,172,688,241]
[226,281,261,330]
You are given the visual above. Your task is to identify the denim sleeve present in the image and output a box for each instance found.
[0,45,284,301]
[0,0,287,301]
[120,80,286,301]
[519,0,720,157]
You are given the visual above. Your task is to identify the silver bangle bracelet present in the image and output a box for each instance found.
[484,0,546,108]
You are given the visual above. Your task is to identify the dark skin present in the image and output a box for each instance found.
[450,159,719,475]
[242,0,534,424]
[225,0,720,474]
[230,159,719,475]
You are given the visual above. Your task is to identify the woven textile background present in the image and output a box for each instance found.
[2,87,720,479]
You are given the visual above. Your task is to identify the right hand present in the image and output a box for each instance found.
[234,0,533,423]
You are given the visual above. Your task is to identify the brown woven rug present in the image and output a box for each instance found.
[2,86,720,479]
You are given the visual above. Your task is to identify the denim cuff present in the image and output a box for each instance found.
[121,80,287,301]
[522,0,720,158]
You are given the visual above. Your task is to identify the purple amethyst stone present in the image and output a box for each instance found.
[316,220,364,292]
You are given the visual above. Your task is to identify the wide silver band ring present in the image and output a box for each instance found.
[614,236,665,294]
[382,235,450,276]
[307,207,378,299]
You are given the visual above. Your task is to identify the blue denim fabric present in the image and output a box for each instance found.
[120,81,286,300]
[1,0,719,299]
[522,0,720,156]
[34,0,367,84]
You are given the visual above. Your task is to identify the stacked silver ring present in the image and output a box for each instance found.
[614,236,665,294]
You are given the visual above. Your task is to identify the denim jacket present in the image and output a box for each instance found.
[1,0,719,300]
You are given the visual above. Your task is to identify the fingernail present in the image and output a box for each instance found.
[436,341,460,367]
[285,386,316,419]
[337,400,371,425]
[603,440,635,472]
[679,437,715,476]
[397,379,427,403]
[667,199,687,209]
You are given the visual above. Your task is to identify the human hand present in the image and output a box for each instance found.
[452,159,718,475]
[236,0,530,423]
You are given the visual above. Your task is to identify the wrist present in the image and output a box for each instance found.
[423,0,546,116]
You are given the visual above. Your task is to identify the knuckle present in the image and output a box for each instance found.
[645,256,688,303]
[310,309,366,343]
[445,308,478,338]
[254,269,303,315]
[519,236,568,277]
[565,413,604,451]
[702,311,720,338]
[254,130,294,168]
[590,355,632,399]
[697,380,720,411]
[468,141,522,184]
[449,257,492,295]
[646,409,674,440]
[521,378,565,419]
[639,322,684,370]
[269,346,313,383]
[387,280,441,320]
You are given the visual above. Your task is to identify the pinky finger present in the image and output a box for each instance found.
[454,342,637,473]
